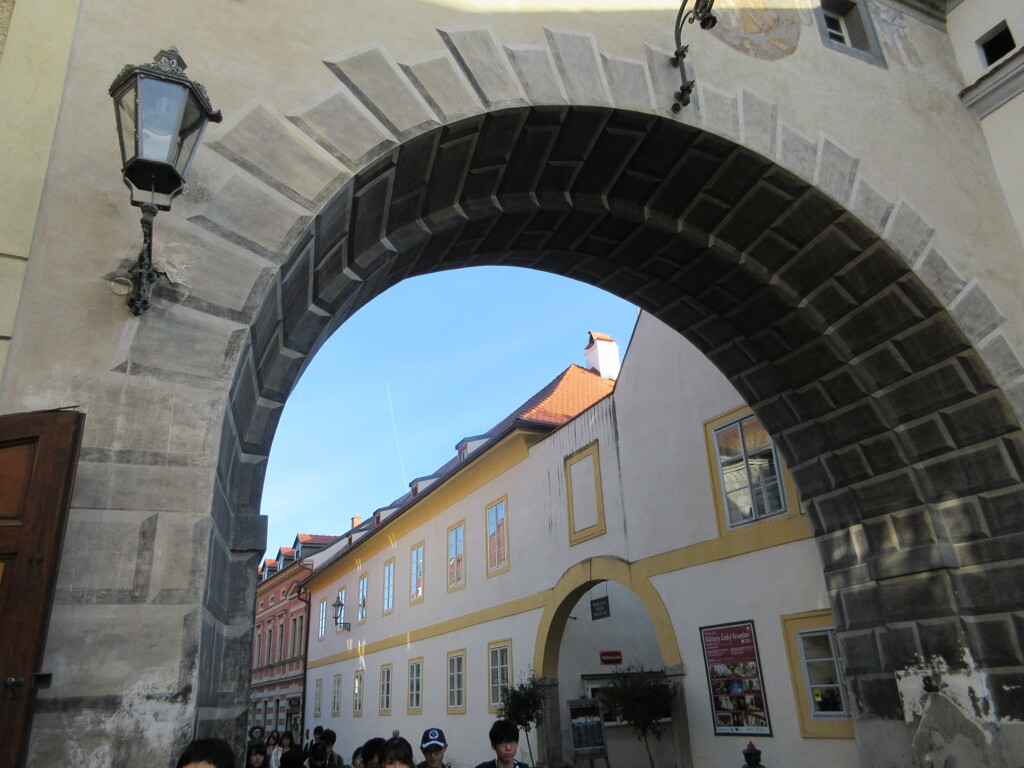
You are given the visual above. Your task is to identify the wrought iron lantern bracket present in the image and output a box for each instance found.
[671,0,717,112]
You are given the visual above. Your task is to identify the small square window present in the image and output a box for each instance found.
[978,22,1016,68]
[814,0,885,67]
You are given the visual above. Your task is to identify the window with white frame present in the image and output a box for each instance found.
[314,678,323,717]
[713,413,786,528]
[383,560,395,614]
[267,628,274,663]
[358,575,368,622]
[353,671,364,715]
[336,588,346,629]
[486,498,509,574]
[410,543,424,602]
[978,21,1017,68]
[331,675,342,716]
[488,641,511,711]
[447,651,466,712]
[447,523,465,590]
[813,0,885,66]
[318,599,327,638]
[278,621,285,660]
[379,665,392,713]
[408,659,423,712]
[290,617,299,657]
[798,628,849,718]
[255,632,262,667]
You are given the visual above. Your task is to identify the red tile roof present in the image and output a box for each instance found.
[488,364,615,434]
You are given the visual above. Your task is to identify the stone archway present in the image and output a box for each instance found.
[530,556,690,767]
[48,25,1022,766]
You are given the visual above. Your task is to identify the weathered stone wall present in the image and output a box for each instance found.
[1,2,1022,766]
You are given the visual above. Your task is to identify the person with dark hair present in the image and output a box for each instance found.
[305,742,329,768]
[249,726,267,748]
[320,728,341,767]
[267,733,282,768]
[417,728,449,768]
[351,746,364,768]
[176,738,236,768]
[361,737,387,768]
[247,743,269,768]
[280,749,305,768]
[382,736,414,768]
[304,726,324,759]
[473,720,529,768]
[280,731,302,765]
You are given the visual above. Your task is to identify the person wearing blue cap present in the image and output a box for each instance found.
[417,728,450,768]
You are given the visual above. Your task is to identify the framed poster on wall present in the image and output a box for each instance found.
[699,620,772,736]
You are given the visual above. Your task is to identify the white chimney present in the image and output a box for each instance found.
[584,332,620,380]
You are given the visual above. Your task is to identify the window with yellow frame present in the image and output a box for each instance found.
[780,609,854,739]
[703,404,800,535]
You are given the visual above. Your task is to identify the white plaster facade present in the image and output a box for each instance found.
[302,315,855,768]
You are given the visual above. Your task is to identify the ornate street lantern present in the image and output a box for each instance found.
[109,48,221,314]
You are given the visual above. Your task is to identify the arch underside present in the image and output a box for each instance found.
[208,103,1024,727]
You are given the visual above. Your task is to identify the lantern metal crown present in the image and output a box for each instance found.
[109,48,222,314]
[332,595,351,632]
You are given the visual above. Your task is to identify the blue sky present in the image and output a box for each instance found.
[259,266,641,557]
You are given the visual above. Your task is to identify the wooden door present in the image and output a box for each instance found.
[0,410,85,768]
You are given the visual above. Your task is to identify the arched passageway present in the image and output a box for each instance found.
[211,98,1024,748]
[16,26,1023,768]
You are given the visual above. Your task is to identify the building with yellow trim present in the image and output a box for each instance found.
[301,315,855,767]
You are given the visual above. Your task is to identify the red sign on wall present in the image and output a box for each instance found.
[600,651,622,665]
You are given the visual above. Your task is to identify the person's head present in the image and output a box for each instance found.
[246,744,268,768]
[313,725,324,741]
[270,731,280,740]
[266,734,278,749]
[248,726,265,743]
[351,746,364,768]
[419,728,448,768]
[177,739,236,768]
[280,750,304,768]
[280,731,295,750]
[308,742,329,768]
[488,720,520,764]
[382,736,414,768]
[361,736,387,768]
[321,728,337,753]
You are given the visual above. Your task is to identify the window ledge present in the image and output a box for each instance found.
[960,47,1024,119]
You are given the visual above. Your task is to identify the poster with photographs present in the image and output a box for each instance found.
[700,620,772,736]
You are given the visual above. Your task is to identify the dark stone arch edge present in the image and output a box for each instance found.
[172,27,1024,745]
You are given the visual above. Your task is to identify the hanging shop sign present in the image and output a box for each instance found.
[699,620,772,736]
[590,595,610,620]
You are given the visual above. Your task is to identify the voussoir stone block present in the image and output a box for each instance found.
[438,26,528,109]
[207,103,348,211]
[950,280,1006,344]
[190,175,313,263]
[885,200,935,264]
[289,88,397,168]
[602,54,654,111]
[544,28,613,108]
[401,52,485,123]
[644,44,694,120]
[505,45,567,105]
[739,90,777,160]
[816,137,858,205]
[325,44,440,138]
[849,177,893,234]
[699,84,740,142]
[779,124,817,183]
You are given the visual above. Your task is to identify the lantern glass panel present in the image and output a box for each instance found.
[138,76,188,165]
[174,94,208,179]
[113,81,138,167]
